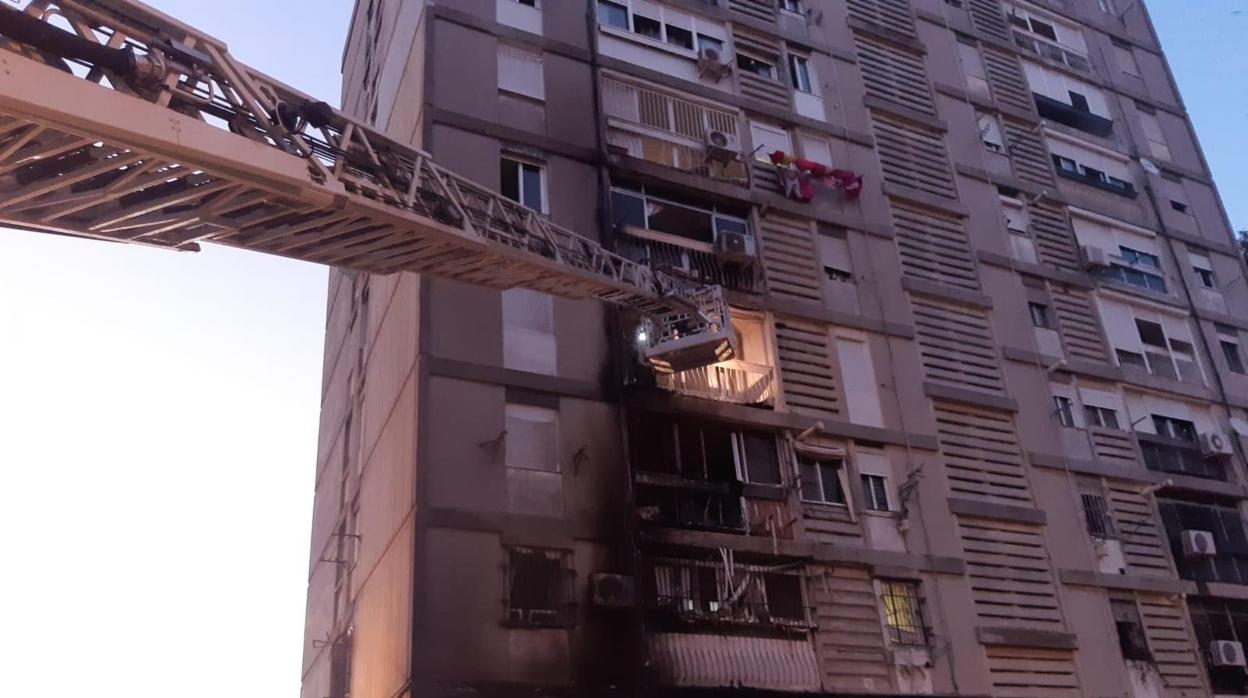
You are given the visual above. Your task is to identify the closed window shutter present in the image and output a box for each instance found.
[773,319,841,419]
[846,0,916,37]
[960,518,1065,629]
[498,44,545,100]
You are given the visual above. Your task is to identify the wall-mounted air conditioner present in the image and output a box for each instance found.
[715,230,756,262]
[1080,244,1111,270]
[1200,431,1234,459]
[1211,640,1246,667]
[704,129,741,164]
[697,46,731,82]
[1181,529,1217,557]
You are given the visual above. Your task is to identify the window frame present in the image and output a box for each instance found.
[736,50,777,81]
[1028,302,1051,328]
[595,0,724,60]
[798,455,847,506]
[1222,340,1246,374]
[1084,404,1121,430]
[879,580,929,646]
[1080,490,1116,539]
[1054,395,1077,428]
[609,183,750,245]
[860,473,891,512]
[787,53,815,94]
[504,546,574,627]
[500,156,549,214]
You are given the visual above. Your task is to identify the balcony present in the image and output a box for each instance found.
[1012,29,1091,73]
[635,473,745,532]
[1138,433,1223,480]
[655,360,775,406]
[1034,93,1113,138]
[1158,499,1248,585]
[616,225,758,293]
[1053,159,1136,198]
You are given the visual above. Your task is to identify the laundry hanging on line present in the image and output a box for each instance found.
[767,150,863,202]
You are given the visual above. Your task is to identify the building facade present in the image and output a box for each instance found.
[301,1,1248,697]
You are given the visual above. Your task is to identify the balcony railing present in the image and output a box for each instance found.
[1139,433,1223,480]
[1012,29,1091,73]
[1054,163,1137,198]
[607,125,748,183]
[616,226,758,293]
[1034,94,1113,137]
[656,360,775,406]
[635,473,745,532]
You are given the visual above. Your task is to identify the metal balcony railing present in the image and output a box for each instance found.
[1012,29,1091,73]
[616,226,758,293]
[655,361,775,406]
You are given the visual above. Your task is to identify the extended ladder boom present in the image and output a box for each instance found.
[0,0,735,368]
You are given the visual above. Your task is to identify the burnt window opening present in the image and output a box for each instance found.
[647,557,808,627]
[631,412,781,485]
[1111,599,1153,662]
[880,579,928,646]
[506,546,572,627]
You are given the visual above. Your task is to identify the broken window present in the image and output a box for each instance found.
[880,580,928,646]
[648,557,807,626]
[1111,599,1152,661]
[506,546,571,626]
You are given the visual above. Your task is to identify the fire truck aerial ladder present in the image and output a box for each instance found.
[0,0,736,372]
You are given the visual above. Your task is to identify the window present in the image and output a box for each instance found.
[780,0,804,13]
[1136,319,1167,348]
[501,157,546,213]
[498,45,545,101]
[737,53,776,80]
[597,0,629,29]
[1084,405,1121,430]
[506,547,570,626]
[1049,148,1135,197]
[1054,396,1077,427]
[1138,110,1171,161]
[666,25,694,50]
[1081,491,1115,538]
[513,0,537,6]
[696,34,724,53]
[610,184,749,245]
[1099,247,1166,293]
[1111,599,1152,661]
[825,266,853,283]
[977,113,1004,153]
[1116,349,1147,370]
[502,290,556,374]
[633,13,662,39]
[1114,40,1140,76]
[1068,90,1090,112]
[861,474,890,511]
[1152,415,1197,443]
[788,54,814,93]
[880,580,928,646]
[1120,246,1160,269]
[749,121,791,162]
[1170,200,1189,214]
[1196,267,1216,289]
[799,456,846,505]
[1098,0,1115,13]
[1029,302,1051,328]
[1223,340,1246,374]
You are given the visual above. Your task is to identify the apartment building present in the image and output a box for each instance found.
[301,1,1248,697]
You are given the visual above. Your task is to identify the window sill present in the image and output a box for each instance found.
[501,619,574,630]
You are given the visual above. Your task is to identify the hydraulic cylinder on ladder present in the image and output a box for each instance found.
[0,0,736,372]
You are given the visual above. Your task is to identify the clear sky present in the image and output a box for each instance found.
[0,2,1244,698]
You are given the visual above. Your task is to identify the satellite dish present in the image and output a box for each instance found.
[1230,416,1248,438]
[1140,158,1160,176]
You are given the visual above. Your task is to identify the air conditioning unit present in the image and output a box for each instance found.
[697,46,731,82]
[527,609,560,625]
[1181,529,1217,557]
[1080,244,1111,270]
[703,129,741,164]
[1211,640,1247,667]
[591,573,636,607]
[1200,431,1234,459]
[715,230,757,262]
